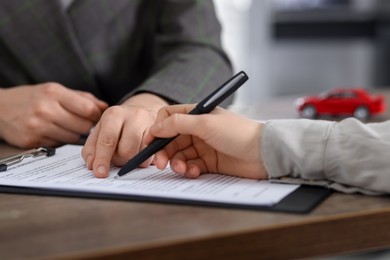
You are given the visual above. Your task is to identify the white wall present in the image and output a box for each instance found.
[214,0,272,107]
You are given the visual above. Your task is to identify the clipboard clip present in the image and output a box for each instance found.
[0,147,56,172]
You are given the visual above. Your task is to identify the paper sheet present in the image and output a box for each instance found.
[0,145,299,206]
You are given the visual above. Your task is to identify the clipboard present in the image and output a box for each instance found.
[0,147,56,172]
[0,184,332,213]
[0,146,332,214]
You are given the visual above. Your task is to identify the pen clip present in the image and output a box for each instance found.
[0,147,56,172]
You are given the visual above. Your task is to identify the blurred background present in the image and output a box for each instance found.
[213,0,390,110]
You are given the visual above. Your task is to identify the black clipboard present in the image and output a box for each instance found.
[0,146,332,214]
[0,184,332,214]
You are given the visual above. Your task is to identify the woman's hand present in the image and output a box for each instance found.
[147,104,268,179]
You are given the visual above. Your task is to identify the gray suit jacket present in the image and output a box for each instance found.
[0,0,232,105]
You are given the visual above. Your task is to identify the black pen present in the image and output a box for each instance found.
[116,71,249,178]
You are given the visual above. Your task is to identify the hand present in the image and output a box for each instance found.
[0,83,108,148]
[147,104,268,179]
[82,93,169,178]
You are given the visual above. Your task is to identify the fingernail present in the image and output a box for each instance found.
[97,165,107,177]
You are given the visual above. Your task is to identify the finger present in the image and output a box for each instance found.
[113,106,157,168]
[169,145,199,170]
[150,112,208,139]
[153,149,170,170]
[16,112,81,147]
[29,98,95,136]
[77,91,109,111]
[170,158,205,179]
[165,145,208,177]
[92,116,124,178]
[49,103,95,135]
[112,121,143,166]
[154,104,196,123]
[162,136,192,159]
[82,123,101,170]
[145,104,198,145]
[58,88,106,122]
[42,123,83,144]
[152,136,192,169]
[184,163,203,179]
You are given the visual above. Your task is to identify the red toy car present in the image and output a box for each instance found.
[295,88,386,121]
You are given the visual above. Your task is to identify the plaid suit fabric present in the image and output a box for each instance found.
[0,0,232,105]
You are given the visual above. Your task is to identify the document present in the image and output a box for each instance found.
[0,145,299,207]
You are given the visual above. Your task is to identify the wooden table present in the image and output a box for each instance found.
[1,90,390,259]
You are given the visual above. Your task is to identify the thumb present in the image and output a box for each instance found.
[150,113,208,139]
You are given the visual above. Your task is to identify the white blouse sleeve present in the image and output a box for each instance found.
[262,118,390,194]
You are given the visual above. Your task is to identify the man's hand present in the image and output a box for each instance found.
[0,83,108,148]
[82,93,169,178]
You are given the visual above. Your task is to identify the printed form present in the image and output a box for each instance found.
[0,145,299,206]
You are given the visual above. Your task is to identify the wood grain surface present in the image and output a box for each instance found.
[1,89,390,259]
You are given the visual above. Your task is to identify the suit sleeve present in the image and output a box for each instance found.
[122,0,233,106]
[262,118,390,194]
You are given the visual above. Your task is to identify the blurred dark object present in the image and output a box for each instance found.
[273,0,351,11]
[272,0,390,87]
[272,0,377,39]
